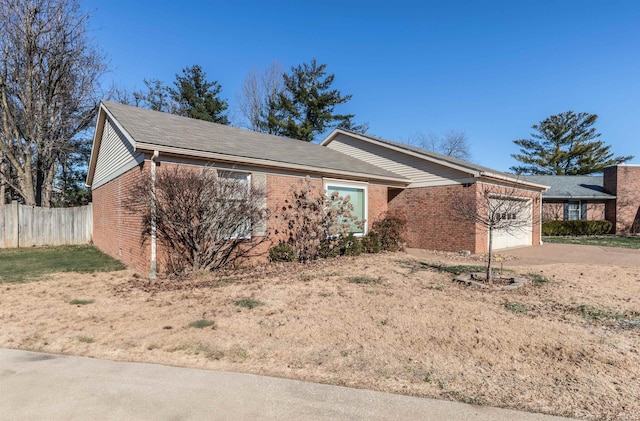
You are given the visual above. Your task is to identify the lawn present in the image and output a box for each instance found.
[0,245,126,283]
[543,235,640,249]
[1,251,639,420]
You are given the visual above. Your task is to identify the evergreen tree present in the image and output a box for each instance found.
[511,111,633,175]
[268,59,356,142]
[168,65,229,124]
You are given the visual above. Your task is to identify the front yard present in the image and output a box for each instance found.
[0,245,125,283]
[0,248,639,420]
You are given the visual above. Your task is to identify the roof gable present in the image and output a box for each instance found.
[322,129,547,190]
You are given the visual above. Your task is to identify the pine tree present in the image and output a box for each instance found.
[511,111,633,175]
[268,59,356,142]
[168,65,229,124]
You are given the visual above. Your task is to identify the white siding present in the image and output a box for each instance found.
[327,134,473,187]
[92,118,144,188]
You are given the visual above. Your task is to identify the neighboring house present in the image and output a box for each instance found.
[523,165,640,234]
[86,102,546,274]
[522,175,614,221]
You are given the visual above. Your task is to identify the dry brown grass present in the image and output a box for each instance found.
[1,252,639,420]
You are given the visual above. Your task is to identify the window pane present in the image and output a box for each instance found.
[567,201,581,220]
[327,185,365,233]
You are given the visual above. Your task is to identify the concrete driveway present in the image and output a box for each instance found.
[502,243,640,267]
[0,349,575,421]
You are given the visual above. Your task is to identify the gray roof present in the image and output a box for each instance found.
[522,175,615,199]
[101,101,408,183]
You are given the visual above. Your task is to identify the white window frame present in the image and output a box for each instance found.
[323,179,368,236]
[567,200,581,221]
[217,171,252,240]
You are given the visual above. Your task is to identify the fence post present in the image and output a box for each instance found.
[6,200,19,248]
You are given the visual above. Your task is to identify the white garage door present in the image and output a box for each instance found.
[491,199,533,250]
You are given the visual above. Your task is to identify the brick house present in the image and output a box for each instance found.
[524,165,640,234]
[86,102,546,274]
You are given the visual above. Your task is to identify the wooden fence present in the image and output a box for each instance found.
[0,202,92,248]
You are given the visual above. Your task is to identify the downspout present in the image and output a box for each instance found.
[149,150,159,279]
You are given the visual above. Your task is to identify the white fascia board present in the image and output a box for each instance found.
[478,171,549,191]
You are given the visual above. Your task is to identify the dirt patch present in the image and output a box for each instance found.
[1,252,639,420]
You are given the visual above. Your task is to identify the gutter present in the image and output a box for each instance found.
[543,195,617,200]
[478,171,549,190]
[149,150,159,279]
[134,142,410,187]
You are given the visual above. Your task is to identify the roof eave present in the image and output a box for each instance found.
[134,142,411,186]
[85,105,106,187]
[478,171,549,191]
[543,195,616,200]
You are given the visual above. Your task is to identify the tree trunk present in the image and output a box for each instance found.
[486,228,493,283]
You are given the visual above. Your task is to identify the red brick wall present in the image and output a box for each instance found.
[388,184,479,253]
[604,165,640,234]
[265,174,388,236]
[388,182,542,254]
[367,184,389,230]
[93,167,390,273]
[542,201,607,221]
[92,163,150,273]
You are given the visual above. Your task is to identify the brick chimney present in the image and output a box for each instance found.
[603,164,640,234]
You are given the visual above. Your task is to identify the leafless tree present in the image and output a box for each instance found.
[235,61,283,131]
[453,183,535,282]
[128,166,269,274]
[405,130,471,160]
[0,0,106,207]
[109,84,145,108]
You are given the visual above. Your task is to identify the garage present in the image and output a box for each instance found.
[491,198,533,250]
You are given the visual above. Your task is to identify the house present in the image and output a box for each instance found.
[322,130,547,252]
[522,175,615,221]
[523,165,640,234]
[86,102,546,274]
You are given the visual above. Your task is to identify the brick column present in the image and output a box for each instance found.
[603,165,640,234]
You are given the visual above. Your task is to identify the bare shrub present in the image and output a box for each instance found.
[370,210,407,252]
[273,177,364,262]
[453,183,537,283]
[128,165,269,273]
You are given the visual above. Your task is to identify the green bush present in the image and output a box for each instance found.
[340,233,362,256]
[268,242,295,262]
[361,231,382,253]
[318,240,340,259]
[542,220,613,236]
[370,211,407,252]
[319,234,363,258]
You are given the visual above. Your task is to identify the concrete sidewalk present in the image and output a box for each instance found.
[0,349,574,421]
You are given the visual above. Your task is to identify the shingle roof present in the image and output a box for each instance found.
[100,101,408,183]
[522,175,615,199]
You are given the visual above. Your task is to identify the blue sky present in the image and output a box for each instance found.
[83,0,639,172]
